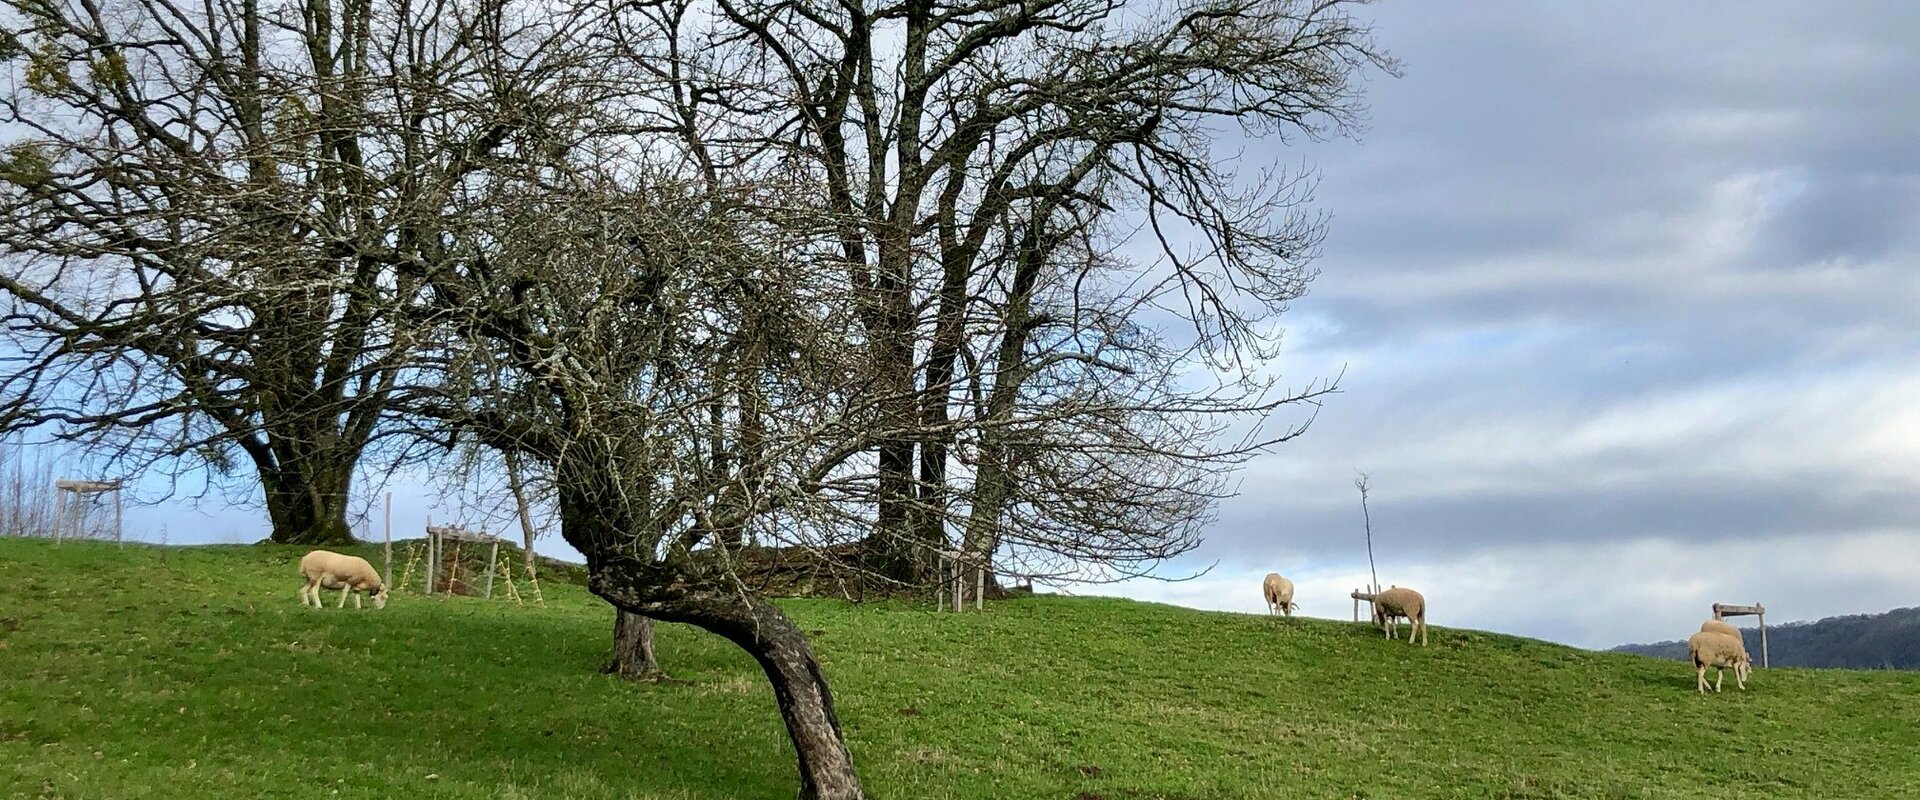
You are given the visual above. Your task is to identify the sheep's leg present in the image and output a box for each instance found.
[337,584,351,609]
[1713,667,1724,693]
[1417,616,1427,646]
[353,591,362,609]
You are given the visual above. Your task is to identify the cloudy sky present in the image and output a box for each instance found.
[90,1,1920,649]
[1103,0,1920,648]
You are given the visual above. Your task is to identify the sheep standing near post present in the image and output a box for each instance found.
[298,550,390,609]
[1261,573,1296,617]
[1700,619,1741,638]
[1372,585,1427,646]
[1687,630,1751,693]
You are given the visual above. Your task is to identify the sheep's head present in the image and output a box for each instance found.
[371,584,389,609]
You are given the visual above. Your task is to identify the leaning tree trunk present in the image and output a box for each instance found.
[603,609,668,681]
[744,618,863,800]
[592,573,865,800]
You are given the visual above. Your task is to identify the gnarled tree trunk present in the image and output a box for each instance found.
[591,572,864,800]
[603,609,668,681]
[259,460,357,546]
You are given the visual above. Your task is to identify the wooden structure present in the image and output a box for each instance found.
[935,549,985,612]
[1712,602,1770,669]
[1351,589,1378,622]
[423,524,505,598]
[53,478,122,544]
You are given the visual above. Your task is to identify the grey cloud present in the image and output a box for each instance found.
[1186,1,1920,647]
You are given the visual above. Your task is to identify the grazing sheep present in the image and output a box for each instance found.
[1700,619,1741,638]
[298,550,389,610]
[1372,585,1427,646]
[1261,573,1296,617]
[1688,630,1751,693]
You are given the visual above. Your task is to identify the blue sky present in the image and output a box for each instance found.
[36,1,1920,649]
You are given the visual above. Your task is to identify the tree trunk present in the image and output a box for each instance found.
[746,618,864,800]
[261,463,356,545]
[590,572,865,800]
[603,609,668,681]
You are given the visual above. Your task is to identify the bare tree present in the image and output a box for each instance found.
[604,0,1395,585]
[411,165,885,798]
[0,0,1391,795]
[0,0,594,542]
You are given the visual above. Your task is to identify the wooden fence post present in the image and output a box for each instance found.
[1710,602,1770,669]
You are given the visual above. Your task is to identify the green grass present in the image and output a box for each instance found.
[2,538,1917,799]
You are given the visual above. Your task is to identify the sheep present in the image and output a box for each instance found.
[1261,573,1296,617]
[298,550,389,610]
[1371,585,1427,646]
[1687,630,1752,693]
[1700,619,1741,638]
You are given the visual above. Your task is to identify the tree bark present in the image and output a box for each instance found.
[590,572,865,800]
[260,462,356,546]
[746,618,863,800]
[603,609,668,681]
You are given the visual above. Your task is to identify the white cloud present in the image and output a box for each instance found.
[1094,530,1920,649]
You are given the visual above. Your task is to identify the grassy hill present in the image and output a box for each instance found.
[3,539,1918,799]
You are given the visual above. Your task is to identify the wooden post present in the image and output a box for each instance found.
[425,517,437,595]
[975,560,985,611]
[1352,590,1379,623]
[52,487,63,544]
[112,484,122,545]
[483,533,501,599]
[1710,601,1770,669]
[383,493,393,587]
[952,555,964,612]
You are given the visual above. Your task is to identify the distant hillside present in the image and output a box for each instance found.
[1612,607,1920,669]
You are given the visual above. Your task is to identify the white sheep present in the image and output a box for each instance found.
[1372,585,1427,646]
[1700,619,1741,638]
[1687,630,1751,693]
[298,550,389,609]
[1261,573,1296,617]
